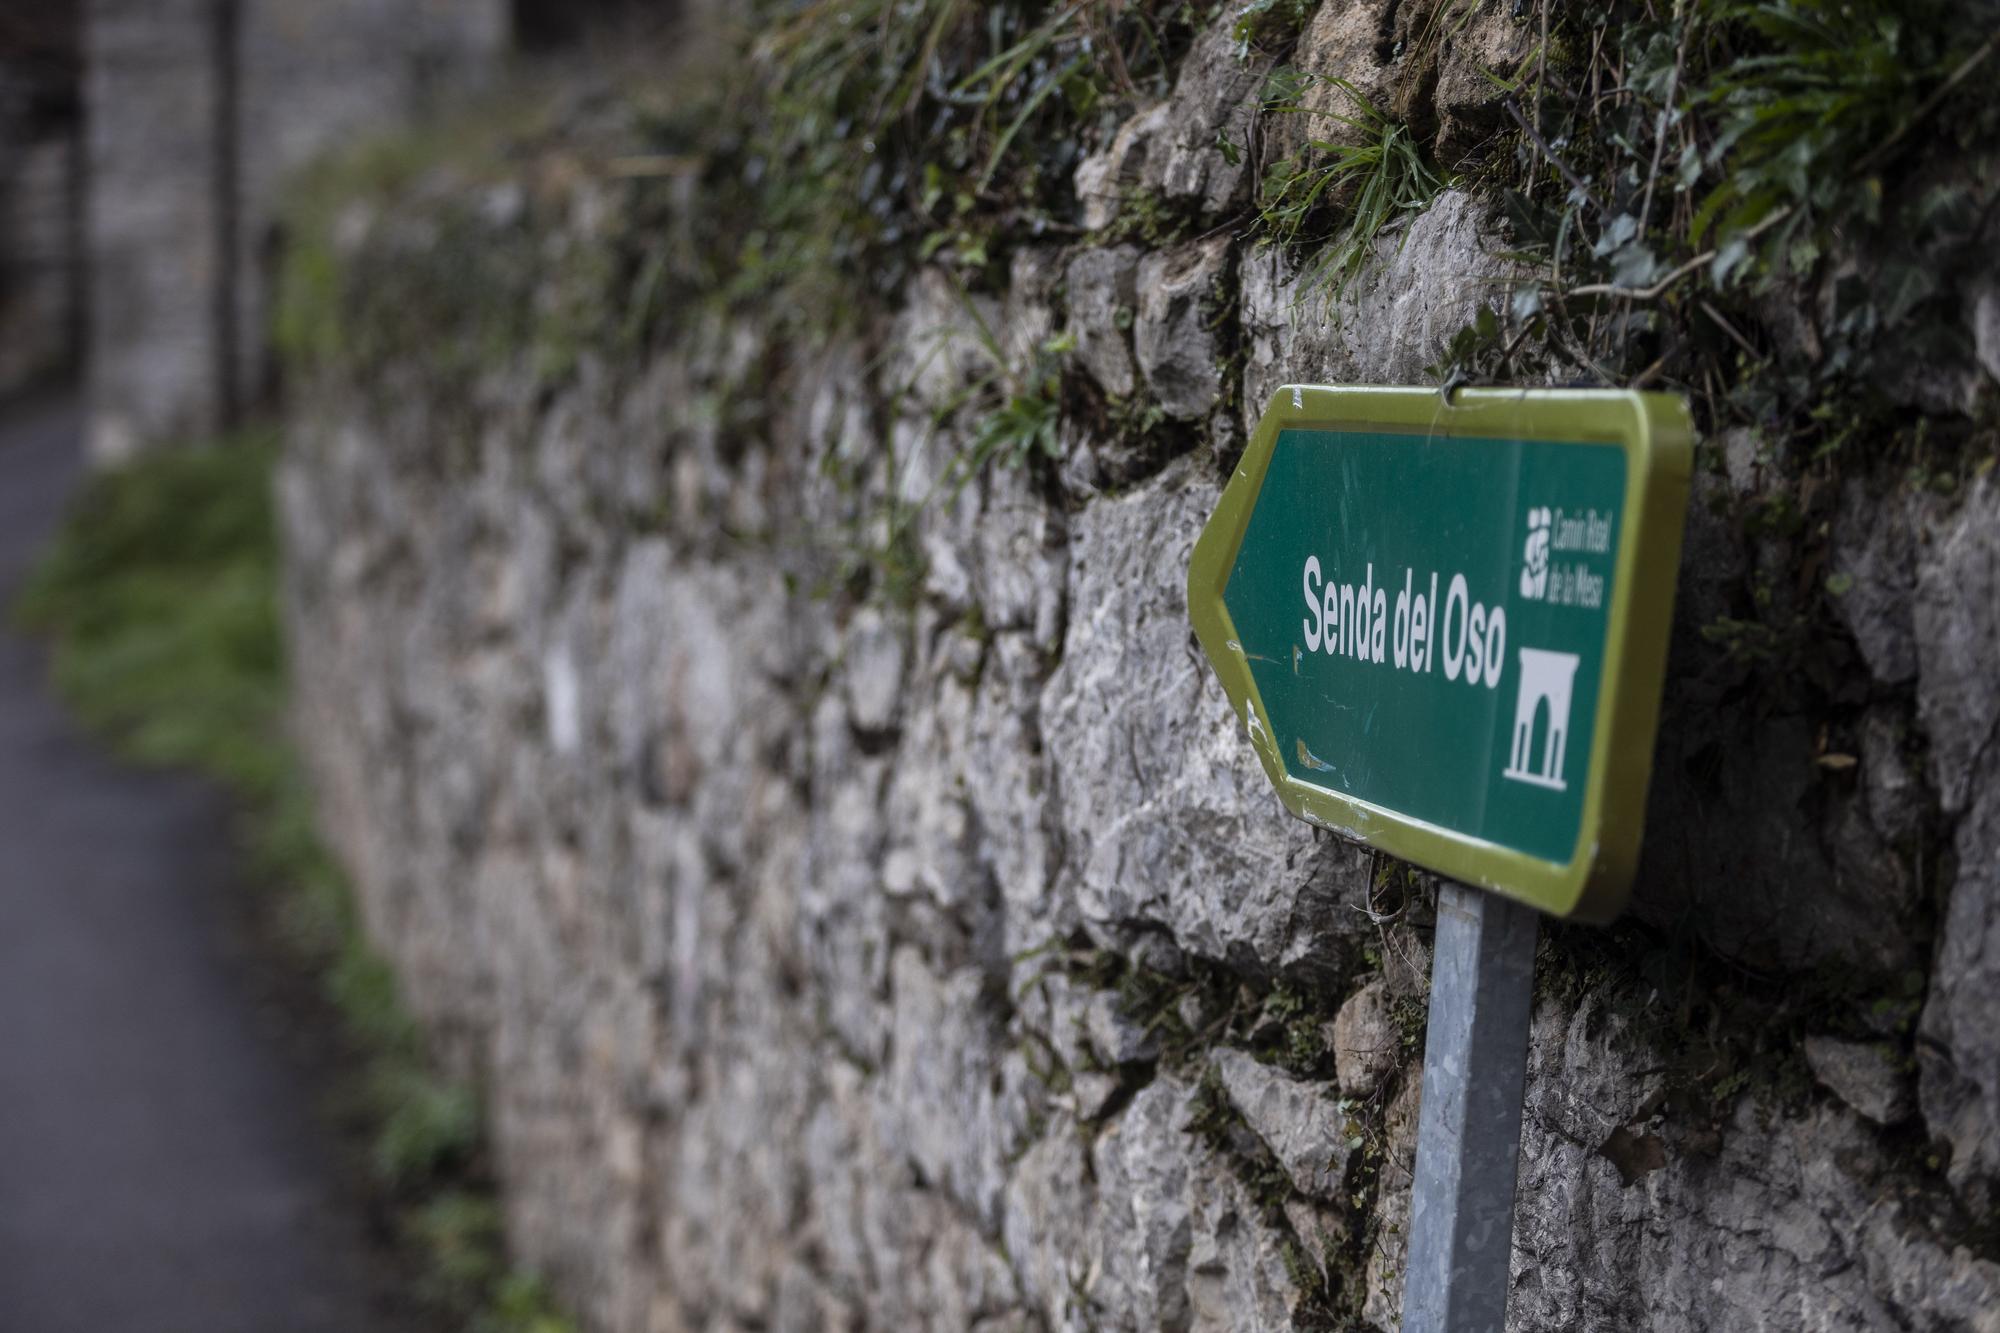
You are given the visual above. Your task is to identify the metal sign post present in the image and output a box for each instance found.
[1185,385,1693,1330]
[1401,881,1539,1333]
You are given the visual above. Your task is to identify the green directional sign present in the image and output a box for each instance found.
[1188,386,1692,921]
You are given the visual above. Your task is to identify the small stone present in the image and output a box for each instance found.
[1073,103,1168,230]
[1239,191,1510,414]
[1142,11,1272,217]
[972,469,1062,639]
[1282,1196,1348,1279]
[1185,1152,1305,1330]
[1211,1048,1351,1199]
[1805,1035,1913,1126]
[842,606,905,733]
[1134,235,1231,420]
[1333,979,1398,1097]
[882,845,920,898]
[1825,791,1921,972]
[1920,768,2000,1217]
[1430,5,1537,164]
[478,180,525,227]
[1973,281,2000,383]
[772,1261,854,1333]
[1915,471,2000,813]
[1598,1123,1669,1187]
[1087,990,1161,1066]
[1001,246,1061,366]
[1860,707,1927,844]
[1128,931,1185,979]
[1066,245,1141,397]
[1719,427,1766,497]
[1073,1069,1122,1120]
[1277,0,1400,167]
[934,625,986,684]
[1831,479,1919,686]
[1016,970,1093,1073]
[1091,1079,1197,1329]
[1003,1124,1097,1328]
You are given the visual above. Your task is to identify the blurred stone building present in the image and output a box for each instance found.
[81,0,509,462]
[0,7,84,401]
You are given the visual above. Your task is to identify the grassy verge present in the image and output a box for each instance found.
[14,430,573,1333]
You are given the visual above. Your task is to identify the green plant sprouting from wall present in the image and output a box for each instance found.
[15,436,576,1333]
[1690,1,1990,283]
[945,284,1077,493]
[957,333,1074,482]
[1258,76,1452,305]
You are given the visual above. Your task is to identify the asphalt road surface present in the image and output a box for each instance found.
[0,394,416,1332]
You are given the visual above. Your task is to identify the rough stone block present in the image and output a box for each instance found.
[1066,244,1141,398]
[1212,1048,1351,1200]
[1241,190,1510,421]
[1134,235,1232,421]
[1805,1035,1912,1126]
[1333,978,1398,1097]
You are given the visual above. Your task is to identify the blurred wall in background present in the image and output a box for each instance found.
[81,0,508,464]
[0,6,83,402]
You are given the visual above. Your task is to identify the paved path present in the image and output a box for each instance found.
[0,395,416,1332]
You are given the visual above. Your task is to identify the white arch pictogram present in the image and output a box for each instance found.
[1502,647,1580,791]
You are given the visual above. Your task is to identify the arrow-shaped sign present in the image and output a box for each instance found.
[1186,385,1692,921]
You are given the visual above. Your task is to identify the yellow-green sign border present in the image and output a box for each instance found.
[1186,385,1693,922]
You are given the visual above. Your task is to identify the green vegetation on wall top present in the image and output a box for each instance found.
[693,0,1213,313]
[280,0,1997,435]
[271,0,1998,611]
[1459,0,1997,445]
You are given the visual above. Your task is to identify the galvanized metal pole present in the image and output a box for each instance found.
[1400,880,1540,1333]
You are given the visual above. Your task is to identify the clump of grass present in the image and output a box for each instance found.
[16,432,285,791]
[15,434,572,1333]
[409,1193,573,1333]
[959,346,1069,482]
[947,310,1075,495]
[1258,78,1452,304]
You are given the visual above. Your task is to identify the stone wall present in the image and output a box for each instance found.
[279,8,2000,1331]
